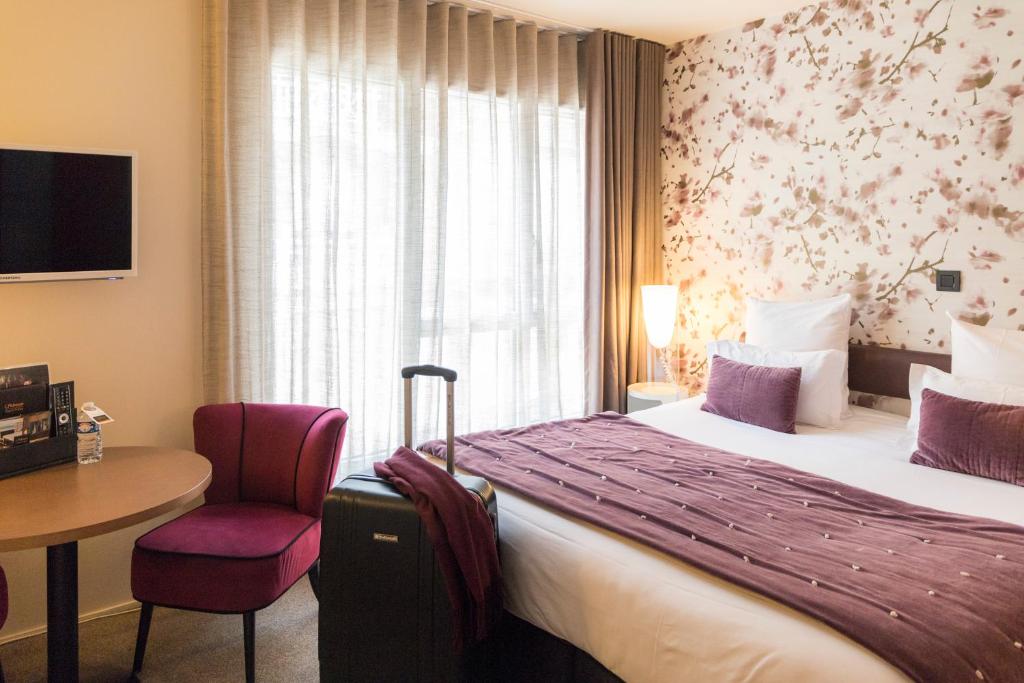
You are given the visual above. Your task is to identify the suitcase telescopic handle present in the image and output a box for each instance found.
[401,365,457,475]
[401,365,458,382]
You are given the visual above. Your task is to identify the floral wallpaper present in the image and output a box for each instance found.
[661,0,1024,395]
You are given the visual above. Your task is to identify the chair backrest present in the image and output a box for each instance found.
[0,563,7,630]
[193,403,348,518]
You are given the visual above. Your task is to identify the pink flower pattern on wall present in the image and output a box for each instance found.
[661,0,1024,394]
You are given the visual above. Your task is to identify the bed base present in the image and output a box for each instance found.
[496,612,622,682]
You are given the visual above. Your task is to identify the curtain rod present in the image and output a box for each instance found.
[441,0,595,35]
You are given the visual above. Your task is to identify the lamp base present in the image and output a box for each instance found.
[656,347,677,386]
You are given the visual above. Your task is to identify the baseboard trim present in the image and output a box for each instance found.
[0,599,141,646]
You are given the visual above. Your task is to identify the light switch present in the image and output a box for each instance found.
[935,270,961,292]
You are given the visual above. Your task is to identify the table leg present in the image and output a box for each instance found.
[46,541,78,683]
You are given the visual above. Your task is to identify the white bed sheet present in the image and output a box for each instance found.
[490,398,1024,682]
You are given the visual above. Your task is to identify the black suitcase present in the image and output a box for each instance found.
[319,365,499,682]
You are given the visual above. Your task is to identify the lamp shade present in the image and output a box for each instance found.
[641,285,677,349]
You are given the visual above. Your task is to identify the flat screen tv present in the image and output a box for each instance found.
[0,146,137,283]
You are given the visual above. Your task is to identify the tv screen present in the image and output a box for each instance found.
[0,147,135,281]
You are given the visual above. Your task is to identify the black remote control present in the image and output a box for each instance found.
[50,381,75,438]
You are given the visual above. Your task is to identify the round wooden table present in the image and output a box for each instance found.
[0,446,211,683]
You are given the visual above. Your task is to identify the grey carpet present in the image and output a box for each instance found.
[0,579,318,682]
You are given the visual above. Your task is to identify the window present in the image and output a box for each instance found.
[266,39,586,471]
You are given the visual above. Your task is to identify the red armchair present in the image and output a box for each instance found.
[130,403,347,682]
[1,563,7,683]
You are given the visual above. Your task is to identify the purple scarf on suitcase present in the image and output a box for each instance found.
[374,447,502,650]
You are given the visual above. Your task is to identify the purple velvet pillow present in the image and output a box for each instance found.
[700,355,802,434]
[911,388,1024,486]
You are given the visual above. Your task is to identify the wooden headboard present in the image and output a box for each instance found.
[847,344,951,400]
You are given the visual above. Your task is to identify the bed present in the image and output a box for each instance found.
[448,346,1024,682]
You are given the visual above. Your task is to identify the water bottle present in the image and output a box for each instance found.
[76,411,103,464]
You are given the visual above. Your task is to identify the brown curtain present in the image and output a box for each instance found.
[584,30,665,413]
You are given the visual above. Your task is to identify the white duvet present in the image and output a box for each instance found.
[490,398,1024,682]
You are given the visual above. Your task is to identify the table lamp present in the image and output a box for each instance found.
[641,284,678,385]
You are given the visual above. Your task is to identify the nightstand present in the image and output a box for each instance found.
[626,382,684,413]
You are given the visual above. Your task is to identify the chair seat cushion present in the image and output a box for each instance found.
[132,502,320,613]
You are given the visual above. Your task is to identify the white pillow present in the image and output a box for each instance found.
[745,293,852,352]
[745,293,852,415]
[707,340,847,429]
[907,362,1024,442]
[948,313,1024,387]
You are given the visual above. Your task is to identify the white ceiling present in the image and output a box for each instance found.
[462,0,813,44]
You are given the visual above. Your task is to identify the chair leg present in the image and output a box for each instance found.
[243,610,256,683]
[0,656,6,683]
[308,560,320,601]
[132,602,154,676]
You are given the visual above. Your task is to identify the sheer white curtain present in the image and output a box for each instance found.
[203,0,586,471]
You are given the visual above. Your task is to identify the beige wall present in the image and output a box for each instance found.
[0,0,202,639]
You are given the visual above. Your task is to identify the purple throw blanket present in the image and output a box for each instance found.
[375,447,502,650]
[421,412,1024,682]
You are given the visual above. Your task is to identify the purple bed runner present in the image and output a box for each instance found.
[420,411,1024,682]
